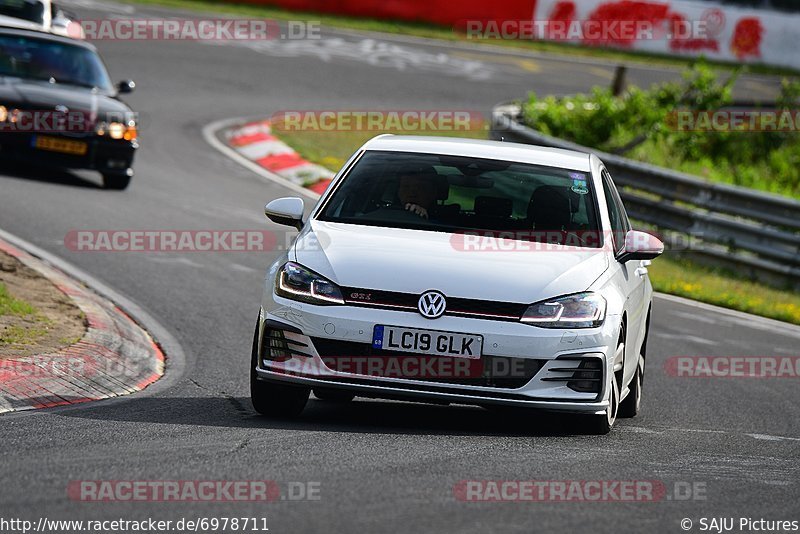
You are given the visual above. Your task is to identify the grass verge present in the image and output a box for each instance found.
[0,282,49,347]
[0,283,36,317]
[648,256,800,324]
[120,0,799,76]
[269,126,800,325]
[272,127,488,172]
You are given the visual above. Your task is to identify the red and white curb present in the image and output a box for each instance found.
[0,238,164,413]
[223,120,334,195]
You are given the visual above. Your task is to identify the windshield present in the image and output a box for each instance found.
[0,0,44,24]
[318,150,602,248]
[0,33,114,90]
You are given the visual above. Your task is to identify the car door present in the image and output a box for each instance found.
[601,168,645,382]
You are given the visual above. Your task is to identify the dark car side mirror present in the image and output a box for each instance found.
[117,80,136,94]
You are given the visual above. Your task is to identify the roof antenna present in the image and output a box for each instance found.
[500,136,505,142]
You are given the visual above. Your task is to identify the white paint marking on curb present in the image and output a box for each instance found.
[235,139,293,160]
[0,227,188,416]
[202,116,320,200]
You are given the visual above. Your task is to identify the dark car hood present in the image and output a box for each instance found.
[0,78,130,116]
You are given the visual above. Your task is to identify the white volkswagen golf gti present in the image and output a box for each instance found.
[251,136,663,434]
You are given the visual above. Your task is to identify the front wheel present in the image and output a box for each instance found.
[586,338,623,435]
[250,318,309,417]
[619,354,644,418]
[102,172,131,190]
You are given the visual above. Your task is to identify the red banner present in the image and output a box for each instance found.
[240,0,537,28]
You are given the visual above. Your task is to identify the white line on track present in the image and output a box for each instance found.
[625,426,800,443]
[654,293,800,338]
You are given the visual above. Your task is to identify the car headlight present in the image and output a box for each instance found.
[96,120,137,141]
[275,261,344,305]
[521,292,606,328]
[107,122,125,139]
[0,106,20,124]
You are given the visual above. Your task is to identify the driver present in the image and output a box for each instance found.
[397,172,439,219]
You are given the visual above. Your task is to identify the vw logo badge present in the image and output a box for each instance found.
[418,290,446,319]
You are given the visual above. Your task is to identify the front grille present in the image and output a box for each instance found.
[311,337,545,389]
[341,287,528,321]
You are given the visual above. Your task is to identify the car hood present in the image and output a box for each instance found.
[0,78,128,115]
[294,221,609,304]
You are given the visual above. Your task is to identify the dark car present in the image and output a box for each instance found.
[0,28,137,189]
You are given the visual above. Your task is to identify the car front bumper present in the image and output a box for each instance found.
[256,289,621,415]
[0,132,137,175]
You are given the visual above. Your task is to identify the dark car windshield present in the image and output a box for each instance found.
[0,33,113,90]
[0,0,45,24]
[318,150,602,248]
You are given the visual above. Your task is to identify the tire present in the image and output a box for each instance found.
[250,318,310,417]
[619,354,644,418]
[586,337,623,435]
[102,172,131,190]
[313,388,355,402]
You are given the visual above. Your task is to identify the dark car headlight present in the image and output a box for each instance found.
[521,292,606,328]
[275,261,344,305]
[0,105,20,124]
[95,120,137,141]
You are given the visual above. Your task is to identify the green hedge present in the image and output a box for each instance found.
[522,63,800,198]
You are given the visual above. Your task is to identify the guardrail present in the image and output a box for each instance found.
[491,105,800,289]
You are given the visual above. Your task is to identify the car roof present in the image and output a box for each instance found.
[361,135,592,172]
[0,14,44,31]
[0,25,96,50]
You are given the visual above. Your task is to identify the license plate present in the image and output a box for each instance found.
[33,135,87,156]
[372,325,482,359]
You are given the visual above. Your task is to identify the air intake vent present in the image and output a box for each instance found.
[540,355,603,395]
[261,327,314,363]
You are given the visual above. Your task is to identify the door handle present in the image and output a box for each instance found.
[635,267,648,277]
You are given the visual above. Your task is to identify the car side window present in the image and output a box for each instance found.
[601,169,629,253]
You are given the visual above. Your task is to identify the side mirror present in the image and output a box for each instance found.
[618,230,664,263]
[265,197,304,230]
[117,80,135,94]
